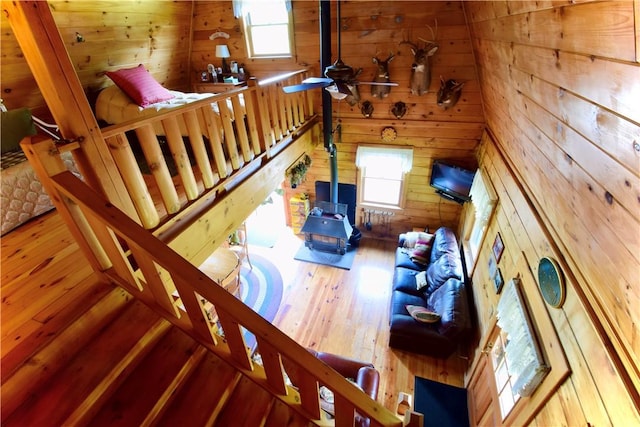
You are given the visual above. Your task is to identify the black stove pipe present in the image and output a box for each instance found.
[320,0,338,204]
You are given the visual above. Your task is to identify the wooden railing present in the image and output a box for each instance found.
[98,71,315,231]
[20,70,402,427]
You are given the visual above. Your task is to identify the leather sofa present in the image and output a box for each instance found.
[389,227,471,358]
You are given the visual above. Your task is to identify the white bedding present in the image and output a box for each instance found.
[95,85,242,136]
[1,151,79,235]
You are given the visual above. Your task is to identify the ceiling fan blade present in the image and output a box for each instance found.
[335,81,352,95]
[282,77,333,93]
[354,81,400,87]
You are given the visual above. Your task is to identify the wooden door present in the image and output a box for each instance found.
[467,343,499,427]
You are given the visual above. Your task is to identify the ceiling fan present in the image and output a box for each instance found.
[282,0,397,99]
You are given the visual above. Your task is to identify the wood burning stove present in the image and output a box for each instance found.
[301,201,353,255]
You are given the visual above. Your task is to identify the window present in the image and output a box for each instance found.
[236,0,294,58]
[462,168,497,264]
[355,146,413,209]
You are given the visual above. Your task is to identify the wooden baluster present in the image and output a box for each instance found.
[135,124,181,214]
[244,81,263,155]
[216,310,252,371]
[333,394,356,427]
[79,212,142,293]
[162,115,199,201]
[104,133,159,229]
[257,85,275,153]
[298,373,322,420]
[268,85,283,141]
[255,339,287,395]
[283,83,295,132]
[217,98,242,170]
[173,278,218,345]
[184,109,218,189]
[198,105,229,178]
[275,83,288,136]
[129,245,181,318]
[230,94,253,162]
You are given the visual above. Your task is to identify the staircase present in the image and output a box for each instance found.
[1,282,311,426]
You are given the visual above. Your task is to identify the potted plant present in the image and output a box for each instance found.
[288,154,312,188]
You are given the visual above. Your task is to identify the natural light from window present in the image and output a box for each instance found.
[240,0,293,57]
[356,146,413,210]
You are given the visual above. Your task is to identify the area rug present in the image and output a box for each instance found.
[293,244,357,270]
[414,377,469,427]
[238,253,283,350]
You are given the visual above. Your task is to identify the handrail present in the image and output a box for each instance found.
[19,68,401,426]
[38,168,401,427]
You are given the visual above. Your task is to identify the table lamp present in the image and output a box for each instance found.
[216,44,231,73]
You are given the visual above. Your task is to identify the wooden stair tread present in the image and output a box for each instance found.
[156,350,242,426]
[3,298,168,426]
[0,286,134,421]
[1,277,113,380]
[87,325,203,427]
[265,399,314,427]
[215,376,275,427]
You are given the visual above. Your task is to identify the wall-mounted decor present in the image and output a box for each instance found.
[390,101,407,119]
[492,232,504,264]
[381,126,397,142]
[538,256,566,308]
[493,268,504,293]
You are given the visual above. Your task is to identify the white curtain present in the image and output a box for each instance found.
[355,146,414,173]
[470,168,496,223]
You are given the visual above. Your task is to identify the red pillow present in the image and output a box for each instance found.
[105,64,174,107]
[410,237,434,266]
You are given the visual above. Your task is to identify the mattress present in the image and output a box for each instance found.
[95,85,243,136]
[1,150,79,235]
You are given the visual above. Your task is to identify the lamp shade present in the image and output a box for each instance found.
[216,45,231,58]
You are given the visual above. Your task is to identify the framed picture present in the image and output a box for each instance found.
[488,254,497,279]
[492,232,505,264]
[199,71,210,82]
[494,268,504,293]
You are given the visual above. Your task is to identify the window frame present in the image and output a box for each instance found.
[238,0,295,59]
[355,145,413,211]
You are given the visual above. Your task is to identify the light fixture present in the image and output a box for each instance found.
[216,45,231,73]
[324,84,348,100]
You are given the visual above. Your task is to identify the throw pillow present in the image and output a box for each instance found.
[1,108,37,154]
[105,64,174,107]
[402,231,433,248]
[415,270,428,291]
[410,236,434,266]
[406,305,441,323]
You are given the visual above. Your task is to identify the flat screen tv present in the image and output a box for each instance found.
[429,160,476,204]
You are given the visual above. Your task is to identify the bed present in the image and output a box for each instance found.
[1,107,81,235]
[94,84,243,135]
[1,147,79,235]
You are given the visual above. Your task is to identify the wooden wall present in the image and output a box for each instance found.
[1,1,193,118]
[192,1,485,236]
[464,1,640,425]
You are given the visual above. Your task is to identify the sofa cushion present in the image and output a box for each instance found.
[400,231,433,248]
[427,278,470,339]
[406,305,441,323]
[429,227,460,264]
[395,248,427,271]
[410,237,434,266]
[425,253,463,295]
[390,290,425,317]
[393,267,427,295]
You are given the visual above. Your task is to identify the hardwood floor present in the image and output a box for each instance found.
[1,208,467,418]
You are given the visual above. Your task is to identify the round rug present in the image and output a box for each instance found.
[239,253,283,323]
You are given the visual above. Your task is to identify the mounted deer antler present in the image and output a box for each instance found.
[400,21,439,96]
[371,52,395,98]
